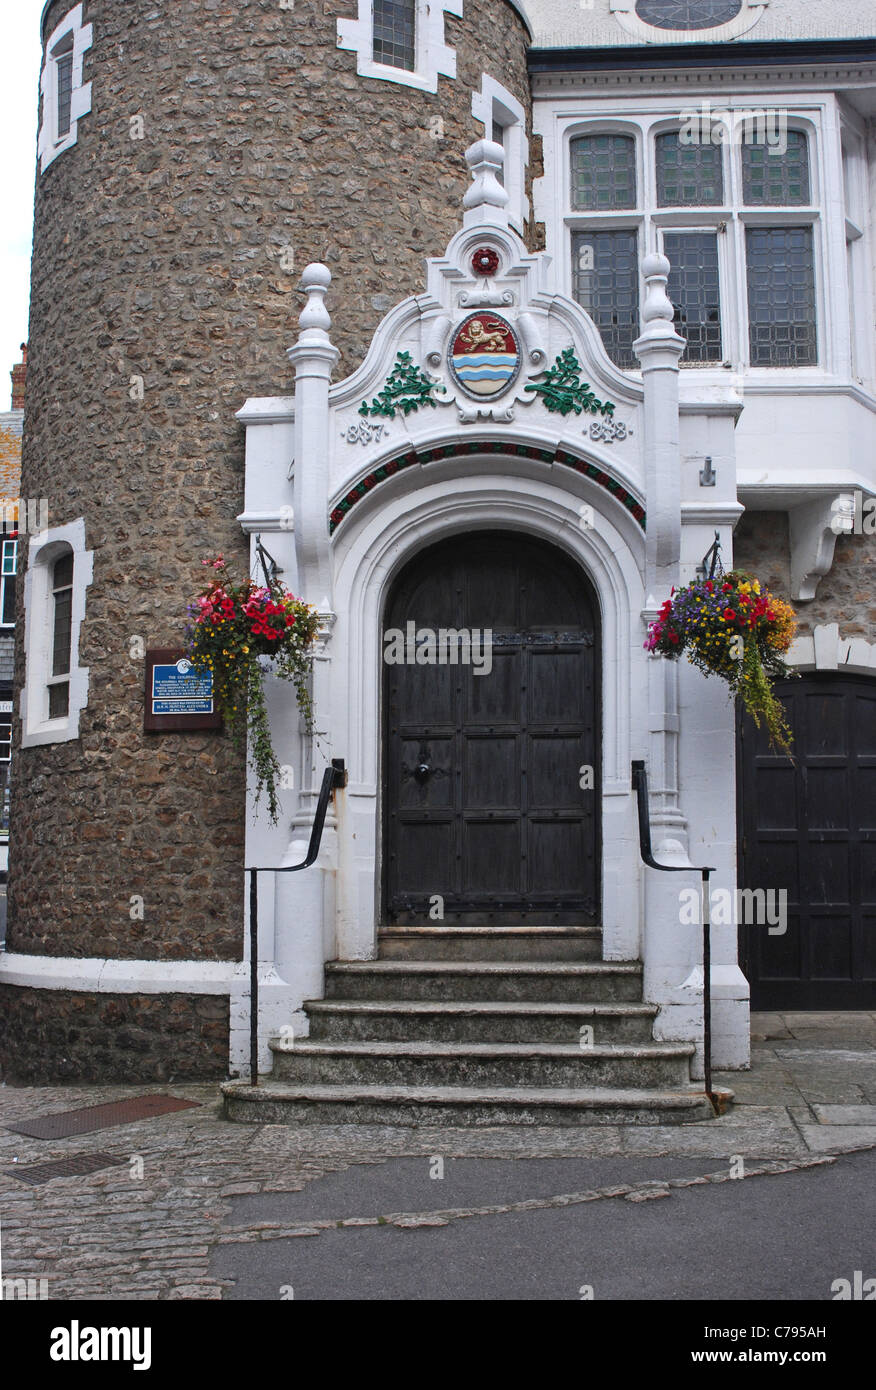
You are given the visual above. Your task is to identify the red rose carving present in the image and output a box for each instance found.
[471,247,500,277]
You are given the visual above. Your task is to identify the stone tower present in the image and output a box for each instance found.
[1,0,532,1081]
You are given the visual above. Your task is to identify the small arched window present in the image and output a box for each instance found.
[38,5,93,174]
[570,134,637,212]
[21,520,93,748]
[742,128,810,206]
[48,550,74,720]
[338,0,457,95]
[655,131,723,206]
[52,32,75,139]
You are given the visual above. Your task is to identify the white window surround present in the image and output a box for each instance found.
[610,0,768,45]
[21,518,93,748]
[533,98,850,382]
[38,4,93,174]
[472,74,529,233]
[337,0,462,94]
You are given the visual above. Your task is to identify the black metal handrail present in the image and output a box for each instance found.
[246,758,347,1086]
[631,759,716,1107]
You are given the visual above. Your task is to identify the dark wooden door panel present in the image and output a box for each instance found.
[738,674,876,1009]
[384,532,600,925]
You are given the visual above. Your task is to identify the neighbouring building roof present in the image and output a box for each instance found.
[0,412,23,508]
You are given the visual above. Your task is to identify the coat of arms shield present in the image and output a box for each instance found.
[448,313,521,400]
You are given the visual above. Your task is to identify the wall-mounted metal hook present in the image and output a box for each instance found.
[699,456,716,487]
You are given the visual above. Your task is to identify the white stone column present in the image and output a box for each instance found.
[634,253,687,850]
[287,263,339,606]
[275,265,343,1026]
[286,262,340,799]
[633,254,706,1059]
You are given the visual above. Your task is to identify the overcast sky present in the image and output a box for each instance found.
[1,1,46,407]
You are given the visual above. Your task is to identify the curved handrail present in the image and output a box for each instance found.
[631,759,717,1106]
[247,760,346,874]
[246,759,347,1085]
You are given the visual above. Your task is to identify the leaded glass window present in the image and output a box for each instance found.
[571,134,637,212]
[656,132,723,206]
[664,232,722,362]
[373,0,416,72]
[51,553,73,679]
[48,551,73,721]
[572,230,640,368]
[746,226,817,366]
[742,129,810,206]
[52,32,75,140]
[635,0,742,29]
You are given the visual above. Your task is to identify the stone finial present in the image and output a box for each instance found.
[297,263,332,340]
[635,252,685,356]
[641,253,674,327]
[463,140,509,227]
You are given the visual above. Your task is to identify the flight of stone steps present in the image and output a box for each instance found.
[222,927,713,1125]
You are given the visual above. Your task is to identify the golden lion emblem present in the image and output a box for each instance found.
[458,318,509,353]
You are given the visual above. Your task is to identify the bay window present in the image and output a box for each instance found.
[568,120,819,371]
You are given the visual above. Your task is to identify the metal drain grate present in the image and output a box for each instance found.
[5,1152,129,1185]
[5,1094,201,1140]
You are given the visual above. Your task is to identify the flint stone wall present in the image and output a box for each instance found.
[0,985,228,1083]
[10,0,531,985]
[733,511,876,642]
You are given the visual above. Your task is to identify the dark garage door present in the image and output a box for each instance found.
[738,673,876,1009]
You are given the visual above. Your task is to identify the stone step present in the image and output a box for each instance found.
[269,1038,695,1089]
[305,998,659,1045]
[377,926,602,962]
[222,1080,714,1128]
[323,960,643,1004]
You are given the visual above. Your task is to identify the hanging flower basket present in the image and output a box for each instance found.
[184,557,320,822]
[644,570,797,753]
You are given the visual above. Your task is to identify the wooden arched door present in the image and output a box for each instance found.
[383,531,600,926]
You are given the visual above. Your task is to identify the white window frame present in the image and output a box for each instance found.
[0,535,17,629]
[472,75,530,234]
[37,4,93,174]
[610,0,769,44]
[540,102,833,379]
[337,0,462,94]
[21,519,93,748]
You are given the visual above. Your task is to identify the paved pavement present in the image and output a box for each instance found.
[0,1013,873,1301]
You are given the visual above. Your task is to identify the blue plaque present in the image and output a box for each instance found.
[151,658,214,716]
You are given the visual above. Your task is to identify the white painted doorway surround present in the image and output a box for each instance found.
[232,142,750,1077]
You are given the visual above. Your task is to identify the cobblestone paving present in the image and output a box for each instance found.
[1,1015,873,1300]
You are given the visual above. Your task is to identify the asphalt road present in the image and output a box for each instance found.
[212,1147,876,1301]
